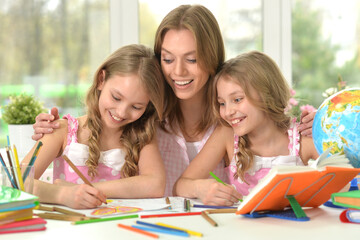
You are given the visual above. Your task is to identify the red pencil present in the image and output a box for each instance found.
[118,223,159,239]
[140,212,202,219]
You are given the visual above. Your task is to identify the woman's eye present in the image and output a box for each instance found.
[187,59,196,63]
[234,98,242,103]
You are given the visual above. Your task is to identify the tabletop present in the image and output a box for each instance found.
[3,203,360,240]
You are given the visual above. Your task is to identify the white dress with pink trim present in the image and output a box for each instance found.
[53,114,124,184]
[226,119,304,196]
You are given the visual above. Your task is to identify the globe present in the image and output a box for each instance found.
[312,88,360,168]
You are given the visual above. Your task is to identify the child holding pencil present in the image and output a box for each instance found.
[175,51,319,205]
[21,44,166,209]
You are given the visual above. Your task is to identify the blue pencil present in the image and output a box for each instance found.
[192,204,237,209]
[23,141,43,181]
[136,220,187,233]
[0,153,16,188]
[132,225,189,237]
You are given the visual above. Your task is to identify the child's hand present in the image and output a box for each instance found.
[198,179,242,206]
[60,184,107,209]
[32,107,61,141]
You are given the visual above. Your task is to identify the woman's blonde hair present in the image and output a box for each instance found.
[154,4,225,136]
[213,51,291,182]
[85,44,164,178]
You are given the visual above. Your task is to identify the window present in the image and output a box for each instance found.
[0,0,110,145]
[292,0,360,109]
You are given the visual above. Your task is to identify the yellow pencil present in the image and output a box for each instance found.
[156,222,203,237]
[13,145,25,191]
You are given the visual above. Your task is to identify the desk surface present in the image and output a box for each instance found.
[3,205,360,240]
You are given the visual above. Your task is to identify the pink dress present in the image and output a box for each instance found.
[53,114,124,184]
[226,119,304,196]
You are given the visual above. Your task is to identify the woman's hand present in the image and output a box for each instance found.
[298,110,316,137]
[196,179,242,206]
[32,107,60,141]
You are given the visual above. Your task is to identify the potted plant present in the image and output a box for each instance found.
[1,93,47,159]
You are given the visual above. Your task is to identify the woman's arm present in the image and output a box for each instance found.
[299,136,319,165]
[93,135,166,198]
[298,110,316,137]
[174,125,242,206]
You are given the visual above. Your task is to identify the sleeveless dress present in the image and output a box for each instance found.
[53,114,125,184]
[226,119,304,196]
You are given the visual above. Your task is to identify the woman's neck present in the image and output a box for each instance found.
[178,89,206,142]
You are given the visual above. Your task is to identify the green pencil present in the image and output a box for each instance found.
[209,171,243,202]
[72,214,139,225]
[209,171,226,185]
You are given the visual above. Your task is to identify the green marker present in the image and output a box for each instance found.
[209,171,243,202]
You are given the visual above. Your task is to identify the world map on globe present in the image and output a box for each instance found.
[312,88,360,168]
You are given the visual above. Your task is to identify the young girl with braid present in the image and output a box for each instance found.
[175,51,319,205]
[22,44,166,209]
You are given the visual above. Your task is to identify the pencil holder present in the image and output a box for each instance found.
[0,164,35,194]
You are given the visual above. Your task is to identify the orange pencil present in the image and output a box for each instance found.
[118,223,159,239]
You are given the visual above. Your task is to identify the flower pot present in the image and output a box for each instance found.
[8,124,35,160]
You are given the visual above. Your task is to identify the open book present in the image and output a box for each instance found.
[236,151,360,215]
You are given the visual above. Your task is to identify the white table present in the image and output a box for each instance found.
[4,205,360,240]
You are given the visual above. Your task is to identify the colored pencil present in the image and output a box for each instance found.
[23,141,43,181]
[13,145,25,191]
[165,197,171,209]
[192,204,237,209]
[132,225,190,237]
[6,146,18,189]
[136,220,187,233]
[117,223,159,239]
[71,214,138,225]
[209,171,225,185]
[155,222,203,237]
[0,153,16,188]
[36,212,94,222]
[38,205,55,212]
[204,208,237,214]
[186,199,191,212]
[201,211,218,227]
[62,155,107,205]
[53,206,86,216]
[62,155,92,186]
[141,212,202,219]
[209,171,243,202]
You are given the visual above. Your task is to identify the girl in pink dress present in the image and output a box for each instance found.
[22,44,166,209]
[175,51,319,205]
